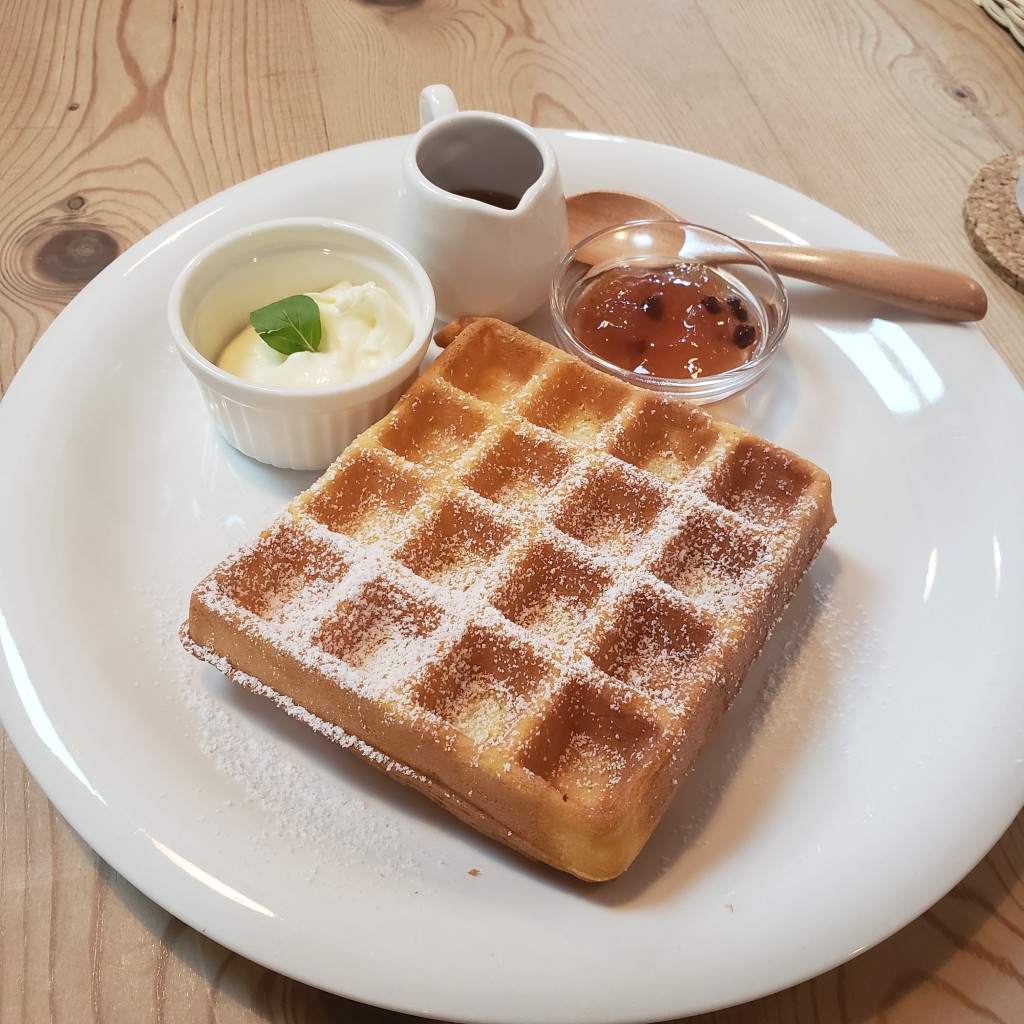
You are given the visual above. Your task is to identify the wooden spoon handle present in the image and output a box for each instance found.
[745,241,988,322]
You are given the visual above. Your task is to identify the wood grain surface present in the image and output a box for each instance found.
[2,1,1023,1021]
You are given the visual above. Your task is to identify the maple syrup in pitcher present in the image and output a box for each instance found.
[453,187,522,210]
[567,263,762,379]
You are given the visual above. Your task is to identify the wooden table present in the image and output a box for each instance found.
[2,1,1023,1021]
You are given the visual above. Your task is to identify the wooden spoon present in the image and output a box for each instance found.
[566,191,987,322]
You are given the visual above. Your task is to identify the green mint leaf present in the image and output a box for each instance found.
[249,294,322,355]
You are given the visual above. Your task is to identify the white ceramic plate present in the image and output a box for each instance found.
[1,132,1022,1024]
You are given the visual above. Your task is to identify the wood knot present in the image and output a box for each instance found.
[65,195,86,212]
[33,227,120,286]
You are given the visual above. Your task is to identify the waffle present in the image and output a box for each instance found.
[182,317,835,881]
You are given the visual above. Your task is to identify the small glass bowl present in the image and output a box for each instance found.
[168,218,435,470]
[549,220,789,404]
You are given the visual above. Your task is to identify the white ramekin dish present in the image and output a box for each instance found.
[168,218,436,470]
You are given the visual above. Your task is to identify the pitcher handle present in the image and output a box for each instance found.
[419,84,459,127]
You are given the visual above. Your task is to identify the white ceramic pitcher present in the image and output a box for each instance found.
[396,84,568,325]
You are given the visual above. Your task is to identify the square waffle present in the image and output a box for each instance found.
[182,317,836,881]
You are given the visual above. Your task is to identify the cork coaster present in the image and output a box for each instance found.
[963,150,1024,294]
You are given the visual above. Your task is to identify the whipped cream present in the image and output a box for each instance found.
[217,281,413,388]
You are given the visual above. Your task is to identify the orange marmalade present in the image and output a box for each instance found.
[567,263,761,379]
